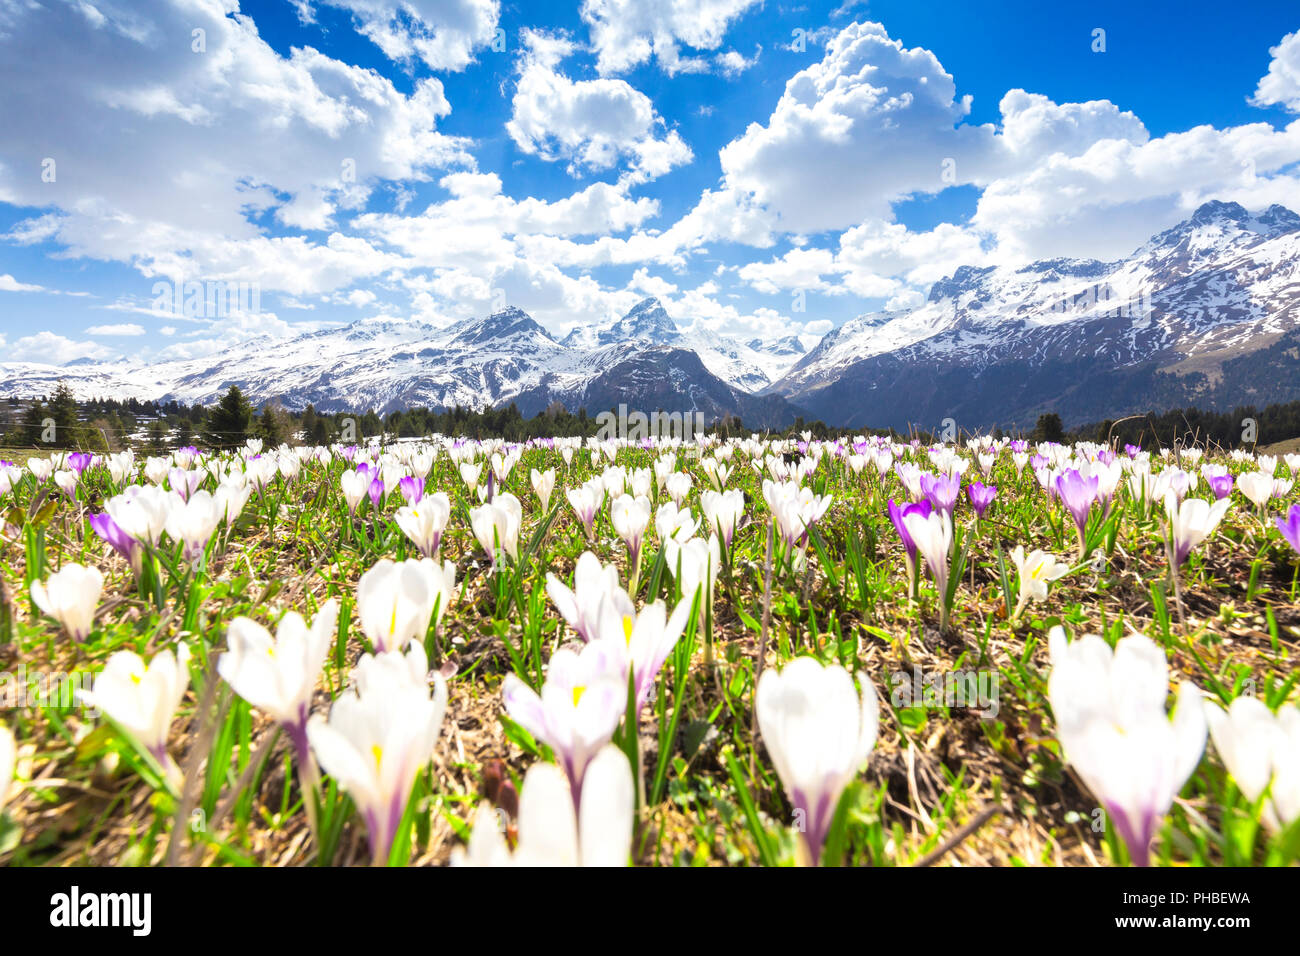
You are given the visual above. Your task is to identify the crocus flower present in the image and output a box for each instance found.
[164,489,223,564]
[966,482,997,519]
[1164,493,1231,567]
[0,723,14,813]
[700,488,745,551]
[1237,471,1273,510]
[1276,504,1300,555]
[1207,473,1234,500]
[90,512,141,575]
[887,498,932,590]
[566,482,603,541]
[503,643,626,806]
[664,534,721,629]
[307,643,447,865]
[1204,696,1300,831]
[593,589,693,713]
[920,471,960,516]
[546,551,622,643]
[168,468,203,502]
[756,658,879,865]
[452,744,633,867]
[397,475,424,505]
[340,468,370,515]
[470,492,523,566]
[31,563,103,642]
[1008,546,1069,620]
[394,492,451,558]
[356,558,453,653]
[367,474,386,512]
[531,467,556,513]
[78,644,192,791]
[665,471,692,507]
[218,599,339,765]
[654,500,697,543]
[106,484,172,547]
[67,451,93,476]
[1047,626,1205,867]
[902,509,954,626]
[610,494,652,570]
[1055,469,1099,551]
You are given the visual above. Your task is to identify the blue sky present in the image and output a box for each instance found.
[1,0,1299,366]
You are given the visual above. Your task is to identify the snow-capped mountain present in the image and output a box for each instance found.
[767,200,1300,429]
[7,200,1300,431]
[0,298,809,427]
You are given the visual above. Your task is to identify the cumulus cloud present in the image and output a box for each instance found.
[5,331,110,364]
[507,31,692,185]
[580,0,763,75]
[0,0,471,294]
[1251,30,1300,113]
[307,0,501,72]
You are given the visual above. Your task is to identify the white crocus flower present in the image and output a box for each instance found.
[107,483,172,547]
[664,471,692,507]
[394,491,451,558]
[700,489,745,551]
[340,468,370,515]
[218,599,339,762]
[546,551,622,644]
[78,644,192,791]
[503,642,626,800]
[1238,471,1274,509]
[530,467,556,513]
[756,658,879,865]
[1008,546,1070,619]
[452,744,634,867]
[307,643,447,865]
[1047,626,1206,866]
[0,723,14,812]
[654,500,697,544]
[1164,492,1231,566]
[31,563,103,642]
[565,481,603,541]
[470,492,523,565]
[164,489,223,563]
[1204,696,1300,831]
[610,494,652,570]
[664,534,720,628]
[355,558,445,653]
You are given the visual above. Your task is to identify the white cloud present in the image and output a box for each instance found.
[715,46,760,77]
[507,31,693,185]
[5,331,110,364]
[0,0,471,294]
[86,323,145,336]
[1251,31,1300,113]
[580,0,763,75]
[308,0,501,72]
[0,273,44,292]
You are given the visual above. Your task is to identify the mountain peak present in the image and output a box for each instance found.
[458,306,554,346]
[592,297,680,347]
[1188,199,1250,226]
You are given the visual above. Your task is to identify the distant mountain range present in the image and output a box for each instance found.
[4,199,1300,430]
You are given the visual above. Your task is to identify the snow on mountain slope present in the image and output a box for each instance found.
[769,200,1300,428]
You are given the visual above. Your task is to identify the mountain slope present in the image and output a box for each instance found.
[769,200,1300,429]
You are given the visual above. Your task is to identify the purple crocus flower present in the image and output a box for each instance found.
[1124,444,1141,459]
[1277,504,1300,555]
[1096,449,1115,466]
[888,498,932,563]
[1207,474,1234,500]
[920,472,960,516]
[1030,453,1049,473]
[367,476,386,512]
[68,452,94,476]
[398,475,424,505]
[967,482,997,518]
[340,444,358,462]
[90,512,141,573]
[1055,468,1099,548]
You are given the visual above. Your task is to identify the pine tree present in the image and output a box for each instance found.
[48,381,79,448]
[203,385,253,449]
